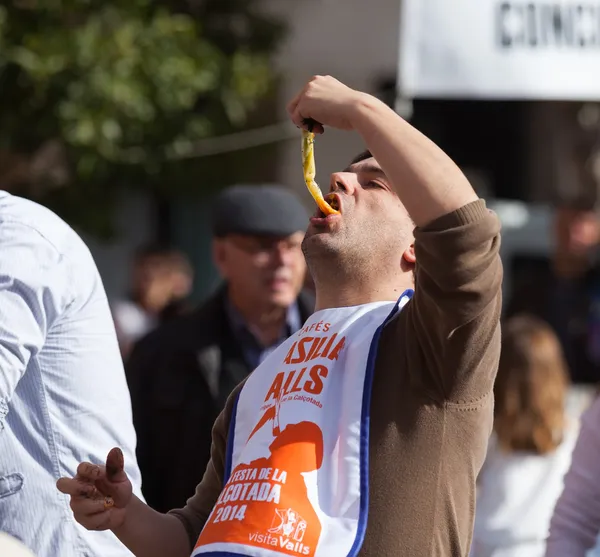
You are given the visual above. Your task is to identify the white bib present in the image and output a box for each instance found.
[192,290,413,557]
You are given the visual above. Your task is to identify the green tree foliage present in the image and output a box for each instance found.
[0,0,285,237]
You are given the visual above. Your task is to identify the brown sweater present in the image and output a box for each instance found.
[169,199,503,556]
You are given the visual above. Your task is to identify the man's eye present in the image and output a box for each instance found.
[366,181,383,189]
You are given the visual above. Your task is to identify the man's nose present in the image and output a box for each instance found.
[329,172,356,196]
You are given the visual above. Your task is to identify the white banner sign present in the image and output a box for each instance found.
[399,1,600,100]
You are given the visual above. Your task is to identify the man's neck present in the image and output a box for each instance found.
[313,276,414,312]
[228,291,288,346]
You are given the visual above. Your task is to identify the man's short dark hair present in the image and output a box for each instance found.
[350,150,373,166]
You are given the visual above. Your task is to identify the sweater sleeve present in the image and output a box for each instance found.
[387,199,503,404]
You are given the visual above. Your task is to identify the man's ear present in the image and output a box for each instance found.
[402,244,416,265]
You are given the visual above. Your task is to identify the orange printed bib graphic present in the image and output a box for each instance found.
[196,420,323,556]
[192,295,412,557]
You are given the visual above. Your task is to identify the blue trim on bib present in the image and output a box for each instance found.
[348,288,414,557]
[192,551,251,557]
[224,392,241,485]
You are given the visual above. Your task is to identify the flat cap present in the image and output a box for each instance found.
[211,185,309,237]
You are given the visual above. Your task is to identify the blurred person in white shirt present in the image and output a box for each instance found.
[112,245,193,357]
[471,314,578,557]
[546,393,600,557]
[0,190,144,557]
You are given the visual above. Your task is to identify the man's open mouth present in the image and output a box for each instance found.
[314,193,341,218]
[328,194,340,212]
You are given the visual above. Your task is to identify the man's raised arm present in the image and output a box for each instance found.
[287,75,478,227]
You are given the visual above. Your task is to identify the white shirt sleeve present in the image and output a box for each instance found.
[0,220,70,424]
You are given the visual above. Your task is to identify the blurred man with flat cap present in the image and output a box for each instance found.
[125,184,314,513]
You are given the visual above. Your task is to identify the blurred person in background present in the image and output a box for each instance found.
[159,250,195,321]
[0,190,144,557]
[507,201,600,384]
[471,314,577,557]
[125,185,313,513]
[112,244,193,357]
[545,392,600,556]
